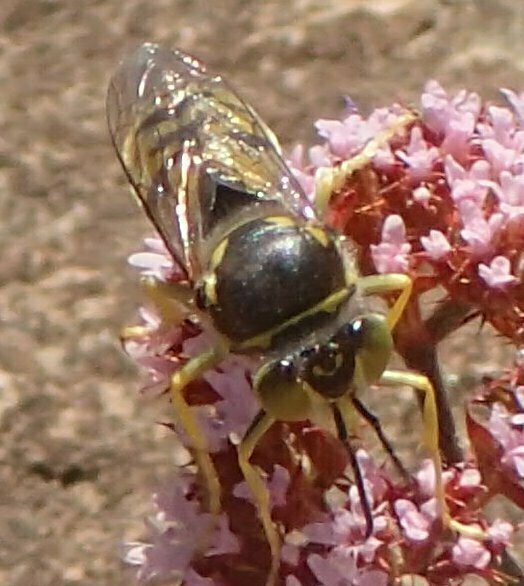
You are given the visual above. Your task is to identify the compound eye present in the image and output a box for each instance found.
[349,314,393,386]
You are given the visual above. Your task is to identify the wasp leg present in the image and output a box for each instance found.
[141,274,194,322]
[358,274,485,539]
[237,409,280,586]
[120,275,194,340]
[357,273,412,331]
[333,400,374,538]
[170,347,227,520]
[351,395,409,481]
[314,111,417,216]
[379,370,485,540]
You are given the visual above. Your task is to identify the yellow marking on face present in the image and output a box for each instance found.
[305,225,330,248]
[203,273,218,305]
[264,216,297,227]
[210,238,229,270]
[237,287,351,350]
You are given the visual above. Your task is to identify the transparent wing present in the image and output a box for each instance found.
[107,43,315,282]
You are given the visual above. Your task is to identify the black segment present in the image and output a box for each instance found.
[351,396,409,480]
[199,174,262,238]
[332,403,374,539]
[209,218,346,342]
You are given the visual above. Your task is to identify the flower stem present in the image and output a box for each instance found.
[394,297,464,465]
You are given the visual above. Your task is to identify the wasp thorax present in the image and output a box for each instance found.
[203,216,347,345]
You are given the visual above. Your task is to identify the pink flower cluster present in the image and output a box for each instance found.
[289,81,523,344]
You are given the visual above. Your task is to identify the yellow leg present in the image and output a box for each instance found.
[238,410,280,586]
[141,274,194,323]
[121,275,194,339]
[170,348,226,518]
[358,273,412,331]
[379,370,484,539]
[359,273,485,539]
[314,111,417,215]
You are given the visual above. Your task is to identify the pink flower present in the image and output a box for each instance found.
[488,171,524,220]
[420,230,452,260]
[500,88,524,125]
[370,215,411,273]
[487,403,524,478]
[396,127,439,182]
[314,105,404,164]
[512,386,524,426]
[307,550,388,586]
[481,138,522,176]
[479,106,516,142]
[394,499,434,542]
[444,156,490,206]
[478,256,517,289]
[487,519,514,544]
[315,116,370,159]
[133,477,239,584]
[233,464,291,509]
[302,507,386,561]
[128,237,175,280]
[452,536,491,569]
[414,459,437,497]
[421,81,481,159]
[458,468,482,489]
[308,144,332,168]
[287,144,317,198]
[459,201,503,255]
[198,355,258,452]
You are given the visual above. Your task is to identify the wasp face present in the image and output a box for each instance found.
[299,320,364,399]
[255,315,395,420]
[254,320,365,420]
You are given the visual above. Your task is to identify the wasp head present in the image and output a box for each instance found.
[254,315,394,422]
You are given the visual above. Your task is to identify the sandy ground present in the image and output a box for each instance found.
[1,1,523,585]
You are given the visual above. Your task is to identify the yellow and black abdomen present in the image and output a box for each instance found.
[197,216,347,347]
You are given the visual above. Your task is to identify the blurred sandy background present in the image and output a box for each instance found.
[1,1,523,585]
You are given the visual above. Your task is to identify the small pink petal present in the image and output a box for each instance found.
[501,88,524,124]
[478,256,518,289]
[458,468,482,488]
[488,519,514,544]
[452,537,491,569]
[415,459,436,497]
[370,215,412,274]
[287,144,305,169]
[420,230,452,260]
[282,544,301,566]
[128,251,173,273]
[413,186,431,207]
[394,499,431,542]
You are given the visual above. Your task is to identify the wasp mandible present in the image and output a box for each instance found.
[107,43,455,586]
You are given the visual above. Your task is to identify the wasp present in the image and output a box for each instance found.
[107,43,461,586]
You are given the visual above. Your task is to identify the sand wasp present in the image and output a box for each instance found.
[107,43,462,586]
